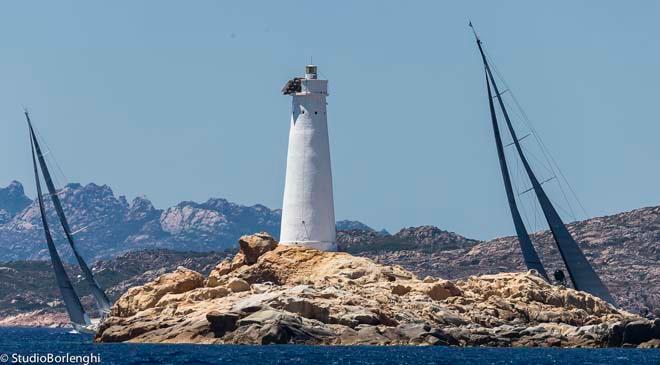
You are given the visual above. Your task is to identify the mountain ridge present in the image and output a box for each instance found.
[0,181,284,261]
[0,180,384,262]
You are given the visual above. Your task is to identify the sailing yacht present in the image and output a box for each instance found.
[25,111,111,333]
[470,25,616,305]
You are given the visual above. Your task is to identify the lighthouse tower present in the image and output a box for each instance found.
[280,65,336,251]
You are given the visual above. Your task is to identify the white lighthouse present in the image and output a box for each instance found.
[280,65,336,251]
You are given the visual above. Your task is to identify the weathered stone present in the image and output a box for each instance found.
[227,278,251,293]
[284,300,330,323]
[111,267,204,317]
[339,326,390,345]
[621,320,659,346]
[238,232,278,264]
[391,284,412,296]
[237,309,300,327]
[260,322,291,344]
[336,309,381,328]
[206,311,240,337]
[423,276,438,283]
[207,260,232,287]
[426,281,462,301]
[638,339,660,348]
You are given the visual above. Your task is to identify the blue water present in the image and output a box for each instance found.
[0,328,657,365]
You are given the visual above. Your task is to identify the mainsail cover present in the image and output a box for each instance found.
[31,138,91,326]
[485,73,549,280]
[474,37,616,304]
[25,112,112,313]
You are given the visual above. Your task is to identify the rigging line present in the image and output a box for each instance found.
[512,144,532,230]
[484,50,589,218]
[516,147,534,230]
[504,133,531,147]
[519,138,555,178]
[551,174,578,222]
[500,94,530,134]
[515,146,538,235]
[519,177,556,196]
[532,193,540,234]
[523,146,578,222]
[31,124,69,190]
[519,142,578,221]
[552,197,578,222]
[484,51,571,180]
[30,117,70,189]
[500,86,580,220]
[514,126,580,221]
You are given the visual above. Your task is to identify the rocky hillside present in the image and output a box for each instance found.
[95,233,660,348]
[0,181,31,224]
[0,181,282,261]
[0,249,230,320]
[338,225,479,253]
[354,207,660,316]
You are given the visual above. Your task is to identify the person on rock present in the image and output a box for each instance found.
[553,269,567,287]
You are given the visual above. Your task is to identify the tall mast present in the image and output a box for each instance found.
[472,26,615,304]
[484,72,548,280]
[25,111,112,313]
[30,136,91,326]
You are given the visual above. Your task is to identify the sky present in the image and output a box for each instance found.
[0,1,658,240]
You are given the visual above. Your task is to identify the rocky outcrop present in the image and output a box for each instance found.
[337,226,478,253]
[111,267,205,317]
[0,310,69,328]
[95,233,656,347]
[335,220,375,232]
[354,206,660,315]
[0,181,31,224]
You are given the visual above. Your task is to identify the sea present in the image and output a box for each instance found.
[0,328,657,365]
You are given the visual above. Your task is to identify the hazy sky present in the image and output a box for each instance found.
[0,1,658,240]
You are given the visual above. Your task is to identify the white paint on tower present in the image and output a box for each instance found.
[280,65,336,251]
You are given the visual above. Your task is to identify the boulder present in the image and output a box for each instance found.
[638,339,660,348]
[621,319,660,346]
[227,278,251,293]
[238,232,278,264]
[283,300,330,323]
[426,281,462,300]
[111,267,204,317]
[391,284,412,296]
[206,311,240,337]
[207,260,232,287]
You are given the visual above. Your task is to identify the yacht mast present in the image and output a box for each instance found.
[484,72,549,280]
[30,136,91,326]
[25,111,112,313]
[471,26,615,304]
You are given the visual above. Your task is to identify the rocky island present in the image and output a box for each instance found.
[96,233,660,348]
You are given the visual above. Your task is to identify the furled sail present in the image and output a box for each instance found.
[25,112,112,313]
[472,29,616,305]
[31,138,91,326]
[484,73,549,280]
